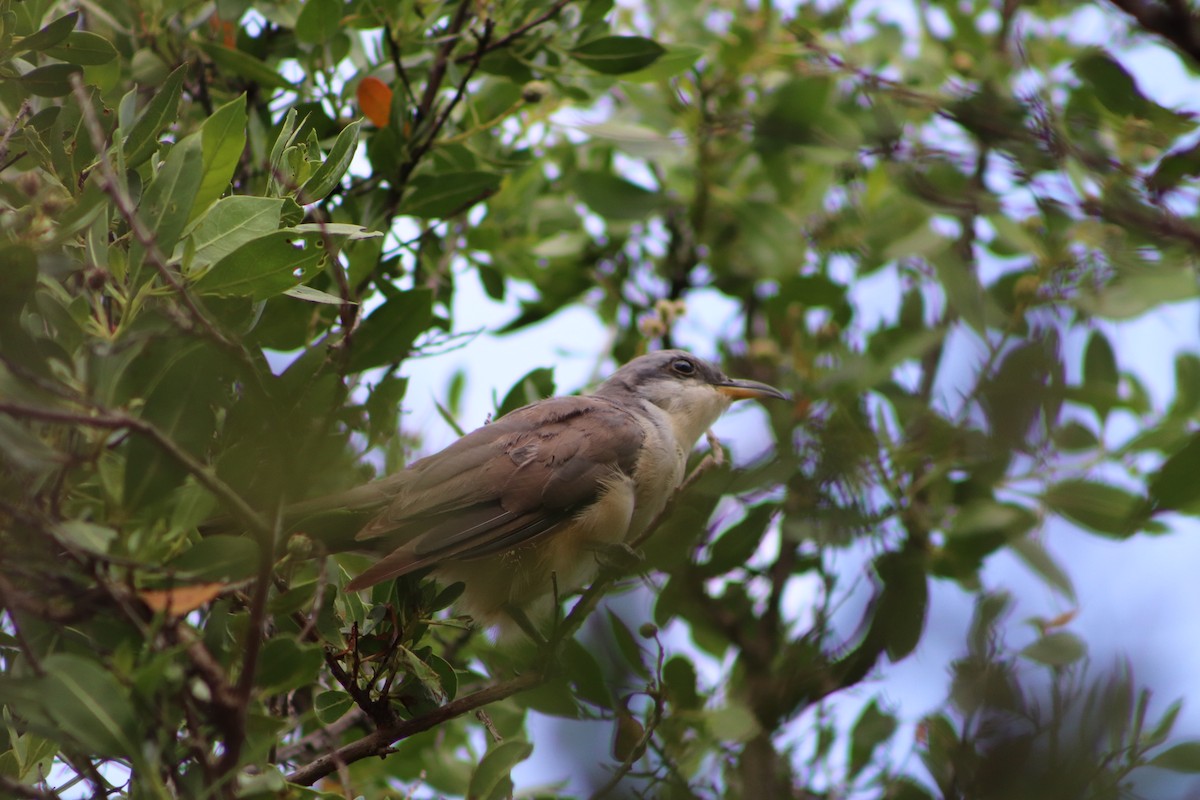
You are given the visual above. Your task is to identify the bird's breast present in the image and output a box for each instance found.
[626,404,689,538]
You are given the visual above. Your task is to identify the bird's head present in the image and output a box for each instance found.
[594,350,787,446]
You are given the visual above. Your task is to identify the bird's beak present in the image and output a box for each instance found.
[715,378,789,401]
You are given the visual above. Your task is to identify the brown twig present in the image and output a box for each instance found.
[217,524,276,777]
[0,775,63,800]
[0,100,32,168]
[456,0,574,63]
[285,671,543,785]
[275,708,367,763]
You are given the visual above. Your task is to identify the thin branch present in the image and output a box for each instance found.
[0,775,62,800]
[0,402,270,537]
[1080,195,1200,250]
[217,505,281,777]
[275,707,367,763]
[0,100,32,167]
[286,671,543,786]
[415,0,474,122]
[456,0,574,63]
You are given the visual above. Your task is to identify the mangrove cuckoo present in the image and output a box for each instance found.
[339,350,785,628]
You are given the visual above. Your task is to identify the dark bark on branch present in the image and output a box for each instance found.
[1107,0,1200,65]
[285,671,542,785]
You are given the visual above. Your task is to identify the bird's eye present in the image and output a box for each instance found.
[671,358,696,376]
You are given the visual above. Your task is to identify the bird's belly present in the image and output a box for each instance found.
[435,472,638,632]
[626,443,686,539]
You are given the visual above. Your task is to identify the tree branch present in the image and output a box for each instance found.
[457,0,574,63]
[0,774,62,800]
[1107,0,1200,65]
[285,671,542,786]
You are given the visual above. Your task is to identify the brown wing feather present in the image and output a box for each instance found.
[344,396,645,591]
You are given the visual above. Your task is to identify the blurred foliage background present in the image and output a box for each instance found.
[2,0,1200,797]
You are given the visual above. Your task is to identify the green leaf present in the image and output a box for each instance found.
[1074,50,1144,117]
[291,222,383,239]
[0,242,37,315]
[848,699,897,777]
[755,76,834,148]
[396,645,446,700]
[15,12,78,53]
[1053,421,1098,452]
[496,367,555,418]
[283,285,350,304]
[704,503,775,574]
[949,500,1036,539]
[402,171,502,218]
[1170,354,1200,419]
[1147,700,1183,746]
[41,654,139,757]
[467,740,533,800]
[1152,741,1200,773]
[123,64,187,167]
[426,653,458,701]
[562,639,611,709]
[344,289,433,372]
[1009,536,1075,600]
[1075,267,1199,320]
[663,656,700,710]
[54,520,117,555]
[167,535,260,581]
[1150,141,1200,195]
[255,638,324,694]
[192,94,248,220]
[192,230,328,299]
[18,63,83,97]
[621,43,703,82]
[196,41,296,90]
[296,0,344,44]
[607,610,649,679]
[574,170,663,220]
[704,703,761,743]
[269,109,302,196]
[1148,433,1200,514]
[123,341,229,506]
[314,690,354,725]
[1042,479,1147,538]
[0,416,63,473]
[874,549,928,661]
[130,134,204,277]
[43,31,118,65]
[1082,330,1119,420]
[570,36,665,75]
[185,196,284,271]
[297,119,363,204]
[1020,631,1086,666]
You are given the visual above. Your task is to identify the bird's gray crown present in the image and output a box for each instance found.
[592,350,729,400]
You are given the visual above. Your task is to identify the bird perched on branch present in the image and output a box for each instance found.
[309,350,785,630]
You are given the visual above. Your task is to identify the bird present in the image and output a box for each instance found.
[326,350,785,630]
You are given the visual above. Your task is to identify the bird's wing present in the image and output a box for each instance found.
[344,396,645,590]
